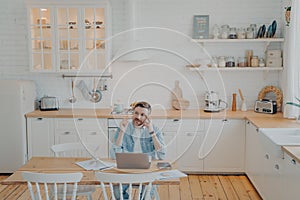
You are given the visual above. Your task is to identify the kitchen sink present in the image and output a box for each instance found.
[260,128,300,145]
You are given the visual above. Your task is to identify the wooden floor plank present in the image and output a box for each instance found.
[218,175,239,200]
[209,176,227,200]
[199,175,218,200]
[240,176,262,200]
[229,175,251,200]
[188,175,203,199]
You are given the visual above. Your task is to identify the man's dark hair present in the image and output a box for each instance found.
[133,101,152,113]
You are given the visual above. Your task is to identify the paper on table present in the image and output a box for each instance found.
[154,169,187,180]
[75,159,116,170]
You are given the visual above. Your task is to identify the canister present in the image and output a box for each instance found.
[251,56,259,67]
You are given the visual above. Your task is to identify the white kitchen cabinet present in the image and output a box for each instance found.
[245,121,265,197]
[260,132,283,200]
[203,119,245,172]
[27,117,54,159]
[173,119,205,172]
[283,153,300,200]
[54,118,108,158]
[26,0,111,73]
[176,132,205,172]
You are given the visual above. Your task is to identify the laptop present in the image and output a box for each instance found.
[115,153,151,169]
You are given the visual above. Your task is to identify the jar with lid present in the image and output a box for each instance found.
[251,56,259,67]
[211,56,218,67]
[221,25,230,39]
[229,27,237,39]
[259,58,265,67]
[237,28,246,39]
[237,57,246,67]
[226,56,235,67]
[250,24,257,38]
[218,56,226,67]
[212,24,220,39]
[246,27,254,39]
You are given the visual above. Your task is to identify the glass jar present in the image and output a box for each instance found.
[250,24,257,38]
[221,25,230,39]
[237,57,246,67]
[211,56,218,67]
[237,28,246,39]
[226,56,235,67]
[246,27,254,39]
[259,58,265,67]
[212,24,220,39]
[218,56,226,67]
[229,27,237,39]
[251,56,259,67]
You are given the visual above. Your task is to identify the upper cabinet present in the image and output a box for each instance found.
[26,0,112,74]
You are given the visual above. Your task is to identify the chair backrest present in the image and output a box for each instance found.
[95,171,158,200]
[22,171,83,200]
[51,142,100,157]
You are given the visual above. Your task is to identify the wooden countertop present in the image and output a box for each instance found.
[26,108,285,121]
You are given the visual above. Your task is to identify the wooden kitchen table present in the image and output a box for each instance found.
[0,157,180,185]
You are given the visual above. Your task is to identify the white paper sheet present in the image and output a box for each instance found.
[75,159,116,170]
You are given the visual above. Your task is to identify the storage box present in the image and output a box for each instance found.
[266,50,281,58]
[266,57,282,67]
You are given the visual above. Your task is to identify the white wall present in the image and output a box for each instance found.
[0,0,287,110]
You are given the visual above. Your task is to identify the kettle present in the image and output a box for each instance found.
[204,91,227,112]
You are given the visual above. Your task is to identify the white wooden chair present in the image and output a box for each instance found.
[95,171,160,200]
[51,143,99,200]
[51,142,100,157]
[22,171,83,200]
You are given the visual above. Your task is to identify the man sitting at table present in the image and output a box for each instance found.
[111,101,166,199]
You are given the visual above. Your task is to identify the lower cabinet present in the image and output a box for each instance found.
[245,121,284,200]
[176,131,205,171]
[27,117,55,159]
[245,121,265,196]
[27,117,108,159]
[203,119,245,173]
[283,153,300,200]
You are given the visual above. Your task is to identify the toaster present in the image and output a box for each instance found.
[40,96,59,111]
[254,99,277,114]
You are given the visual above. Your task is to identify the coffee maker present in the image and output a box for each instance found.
[204,91,227,112]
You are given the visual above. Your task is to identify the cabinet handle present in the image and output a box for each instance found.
[64,131,71,135]
[77,118,83,121]
[274,164,279,170]
[186,132,194,136]
[222,119,228,122]
[37,118,43,121]
[291,159,296,165]
[173,119,179,122]
[265,154,269,159]
[246,121,250,124]
[255,128,259,132]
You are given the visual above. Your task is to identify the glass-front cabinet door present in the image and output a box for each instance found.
[29,7,54,71]
[57,8,80,71]
[82,8,106,72]
[27,2,111,73]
